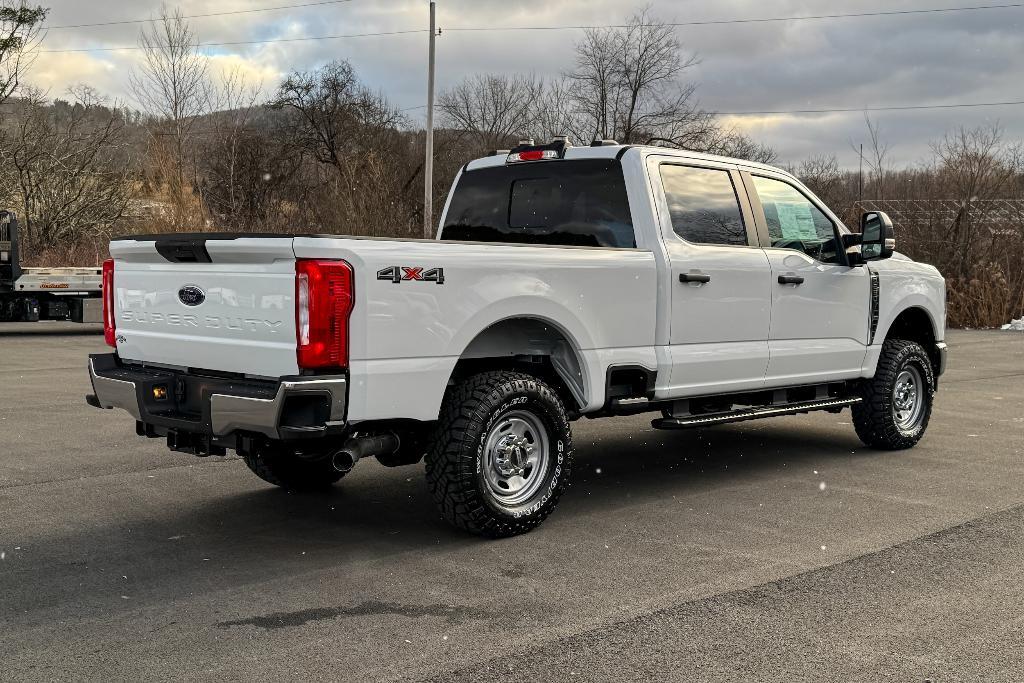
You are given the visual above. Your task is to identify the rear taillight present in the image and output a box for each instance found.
[102,258,115,347]
[295,259,354,370]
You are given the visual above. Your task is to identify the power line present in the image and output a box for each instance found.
[45,0,357,30]
[39,29,427,54]
[714,99,1024,116]
[396,99,1024,117]
[37,2,1023,53]
[445,2,1024,31]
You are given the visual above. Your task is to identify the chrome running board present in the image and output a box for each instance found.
[651,397,862,430]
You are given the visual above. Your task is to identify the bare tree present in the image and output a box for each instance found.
[569,27,618,141]
[0,1,46,106]
[930,124,1023,279]
[0,85,134,250]
[700,127,777,164]
[567,6,704,146]
[129,6,209,215]
[273,60,415,235]
[274,60,401,171]
[796,154,843,208]
[531,79,580,144]
[199,67,264,225]
[615,7,700,144]
[438,73,543,151]
[851,114,890,199]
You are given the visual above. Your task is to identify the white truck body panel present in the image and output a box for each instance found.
[292,236,658,419]
[642,154,775,397]
[859,255,947,378]
[109,238,299,378]
[763,248,872,384]
[662,244,773,397]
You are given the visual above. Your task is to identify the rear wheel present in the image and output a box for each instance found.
[853,339,935,450]
[425,371,573,538]
[242,446,345,491]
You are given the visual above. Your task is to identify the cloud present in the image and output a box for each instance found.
[205,53,281,91]
[25,51,121,99]
[28,0,1024,166]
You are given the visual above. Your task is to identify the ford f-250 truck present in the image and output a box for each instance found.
[86,139,947,537]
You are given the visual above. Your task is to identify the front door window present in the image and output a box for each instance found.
[751,176,841,264]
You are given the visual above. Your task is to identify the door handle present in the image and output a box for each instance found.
[778,274,805,285]
[679,272,711,284]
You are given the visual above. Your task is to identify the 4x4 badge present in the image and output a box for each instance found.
[376,266,445,284]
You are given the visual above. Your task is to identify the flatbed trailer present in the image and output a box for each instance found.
[1,211,103,323]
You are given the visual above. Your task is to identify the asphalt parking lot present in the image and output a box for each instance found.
[2,324,1023,681]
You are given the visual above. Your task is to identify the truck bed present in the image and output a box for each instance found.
[14,267,103,293]
[108,233,658,417]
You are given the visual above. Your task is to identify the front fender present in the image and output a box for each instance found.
[874,269,946,343]
[861,264,946,380]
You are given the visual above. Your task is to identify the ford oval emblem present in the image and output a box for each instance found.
[178,285,206,307]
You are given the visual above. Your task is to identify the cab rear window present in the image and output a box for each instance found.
[441,159,636,248]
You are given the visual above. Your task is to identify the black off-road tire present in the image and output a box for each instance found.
[425,371,573,538]
[242,448,345,491]
[853,338,935,450]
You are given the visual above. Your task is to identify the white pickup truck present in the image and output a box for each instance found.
[87,139,947,537]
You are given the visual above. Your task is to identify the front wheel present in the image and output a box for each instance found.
[853,339,935,450]
[425,371,573,538]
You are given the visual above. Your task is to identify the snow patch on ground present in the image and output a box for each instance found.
[1001,317,1024,331]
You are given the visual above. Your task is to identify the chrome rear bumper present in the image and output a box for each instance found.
[86,354,347,441]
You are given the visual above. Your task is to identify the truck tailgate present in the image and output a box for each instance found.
[109,237,298,378]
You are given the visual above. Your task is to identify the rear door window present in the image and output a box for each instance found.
[441,159,636,248]
[660,165,749,246]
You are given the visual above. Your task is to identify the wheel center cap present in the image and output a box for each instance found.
[895,382,915,408]
[494,435,529,476]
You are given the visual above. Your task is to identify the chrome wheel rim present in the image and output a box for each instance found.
[892,366,925,430]
[481,410,549,506]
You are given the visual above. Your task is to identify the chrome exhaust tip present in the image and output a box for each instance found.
[329,433,400,473]
[331,449,358,473]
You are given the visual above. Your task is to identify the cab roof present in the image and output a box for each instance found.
[464,143,790,178]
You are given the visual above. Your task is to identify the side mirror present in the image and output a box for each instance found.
[859,211,895,261]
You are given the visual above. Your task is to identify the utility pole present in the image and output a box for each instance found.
[858,142,864,206]
[423,0,437,239]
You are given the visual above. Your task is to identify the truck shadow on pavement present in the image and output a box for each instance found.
[8,418,875,621]
[174,418,869,548]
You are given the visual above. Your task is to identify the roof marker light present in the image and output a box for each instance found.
[507,149,559,163]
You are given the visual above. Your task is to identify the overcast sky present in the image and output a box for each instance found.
[30,0,1024,167]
